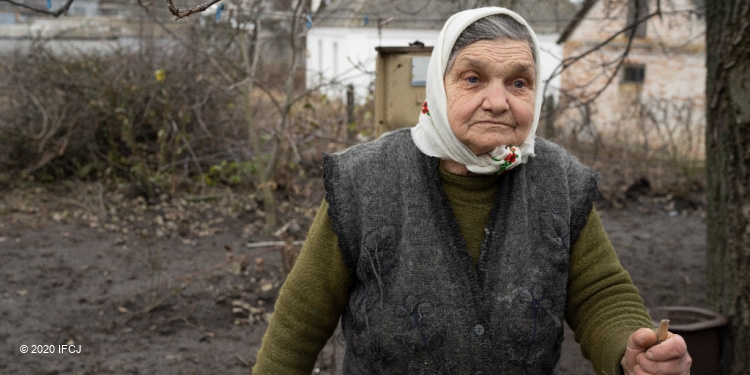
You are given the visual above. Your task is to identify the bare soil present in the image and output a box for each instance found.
[0,177,707,375]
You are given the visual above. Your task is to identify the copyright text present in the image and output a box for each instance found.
[19,344,82,354]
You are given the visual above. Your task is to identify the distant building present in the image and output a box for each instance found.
[306,0,581,102]
[555,0,706,156]
[0,1,176,55]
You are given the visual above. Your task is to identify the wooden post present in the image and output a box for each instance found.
[346,84,355,141]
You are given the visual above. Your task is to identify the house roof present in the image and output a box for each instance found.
[556,0,706,44]
[313,0,582,35]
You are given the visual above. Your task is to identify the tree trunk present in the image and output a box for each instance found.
[705,1,750,373]
[241,8,278,229]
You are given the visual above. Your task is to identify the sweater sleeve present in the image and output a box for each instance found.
[566,207,654,375]
[252,199,352,375]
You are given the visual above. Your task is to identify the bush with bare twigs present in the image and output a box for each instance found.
[0,32,373,202]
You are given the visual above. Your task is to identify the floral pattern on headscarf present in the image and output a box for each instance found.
[491,146,519,174]
[421,101,430,116]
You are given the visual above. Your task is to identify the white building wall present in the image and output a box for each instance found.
[306,27,439,101]
[536,33,564,99]
[307,27,563,103]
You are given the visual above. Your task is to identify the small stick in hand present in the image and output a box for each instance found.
[655,319,670,344]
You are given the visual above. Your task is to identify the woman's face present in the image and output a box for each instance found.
[444,38,536,155]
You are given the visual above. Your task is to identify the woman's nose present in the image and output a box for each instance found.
[481,82,510,114]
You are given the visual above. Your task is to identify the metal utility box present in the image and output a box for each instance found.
[374,45,433,136]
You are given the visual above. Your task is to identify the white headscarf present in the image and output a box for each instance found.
[411,7,543,175]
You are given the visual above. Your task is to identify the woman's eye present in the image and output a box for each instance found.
[467,76,479,84]
[512,80,525,89]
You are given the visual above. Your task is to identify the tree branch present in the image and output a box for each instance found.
[164,0,223,20]
[0,0,75,17]
[545,1,664,106]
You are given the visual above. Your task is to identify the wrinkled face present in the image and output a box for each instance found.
[444,38,536,155]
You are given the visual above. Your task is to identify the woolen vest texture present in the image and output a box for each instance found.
[323,129,598,374]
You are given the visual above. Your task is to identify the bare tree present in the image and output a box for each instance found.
[549,0,664,105]
[551,0,706,187]
[144,0,320,228]
[230,0,310,229]
[1,0,350,230]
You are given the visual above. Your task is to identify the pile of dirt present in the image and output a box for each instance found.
[0,179,707,374]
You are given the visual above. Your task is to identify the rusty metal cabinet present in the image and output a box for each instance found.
[374,45,433,136]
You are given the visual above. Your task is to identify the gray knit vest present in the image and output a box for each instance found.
[323,129,598,374]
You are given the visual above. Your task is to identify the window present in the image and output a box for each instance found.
[411,56,430,86]
[318,40,323,72]
[622,64,646,84]
[627,0,649,38]
[333,42,339,76]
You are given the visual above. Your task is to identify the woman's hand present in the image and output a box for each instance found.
[621,328,692,375]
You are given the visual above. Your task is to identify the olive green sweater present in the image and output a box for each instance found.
[253,164,652,375]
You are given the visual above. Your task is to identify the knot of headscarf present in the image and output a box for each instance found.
[411,7,543,175]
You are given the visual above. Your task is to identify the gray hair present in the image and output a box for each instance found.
[445,14,537,74]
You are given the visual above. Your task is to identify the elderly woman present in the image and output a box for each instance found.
[253,7,691,375]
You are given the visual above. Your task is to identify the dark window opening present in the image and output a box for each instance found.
[622,65,646,84]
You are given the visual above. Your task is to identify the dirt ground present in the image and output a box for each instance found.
[1,174,707,375]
